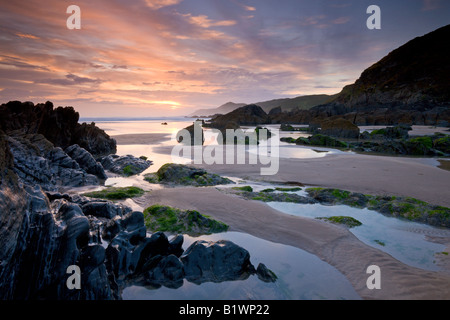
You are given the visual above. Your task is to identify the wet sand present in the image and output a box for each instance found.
[112,133,171,145]
[438,159,450,172]
[196,153,450,208]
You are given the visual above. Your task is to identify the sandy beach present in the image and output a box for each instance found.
[113,133,171,145]
[116,131,450,299]
[196,153,450,208]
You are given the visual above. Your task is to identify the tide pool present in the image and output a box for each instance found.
[267,202,449,271]
[122,231,361,300]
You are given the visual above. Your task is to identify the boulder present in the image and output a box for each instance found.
[320,118,360,139]
[143,254,185,289]
[100,154,152,176]
[149,163,234,186]
[181,240,255,284]
[82,201,131,219]
[168,234,184,257]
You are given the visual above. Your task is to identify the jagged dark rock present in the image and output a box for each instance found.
[145,163,234,186]
[0,101,117,157]
[82,201,132,219]
[0,184,114,299]
[65,144,107,180]
[100,154,152,176]
[1,102,276,300]
[168,234,184,257]
[5,132,100,191]
[320,118,360,139]
[181,240,256,284]
[210,104,269,126]
[141,254,185,289]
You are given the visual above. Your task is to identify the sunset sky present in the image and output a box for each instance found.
[0,0,449,117]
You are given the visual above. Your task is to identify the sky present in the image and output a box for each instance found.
[0,0,449,117]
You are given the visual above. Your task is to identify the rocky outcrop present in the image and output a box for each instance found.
[320,118,360,139]
[365,125,412,140]
[143,204,229,236]
[274,25,450,126]
[0,131,274,299]
[1,102,278,300]
[181,240,255,284]
[6,132,100,191]
[305,188,450,228]
[281,134,349,148]
[203,26,450,127]
[65,144,107,180]
[0,185,113,299]
[0,101,116,157]
[0,179,276,299]
[209,104,270,127]
[100,154,152,176]
[145,163,234,186]
[230,187,317,204]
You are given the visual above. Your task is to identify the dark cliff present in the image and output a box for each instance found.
[0,101,116,157]
[306,24,450,126]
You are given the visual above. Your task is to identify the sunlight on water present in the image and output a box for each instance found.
[95,120,355,170]
[94,118,194,136]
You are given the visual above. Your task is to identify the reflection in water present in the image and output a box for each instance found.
[122,232,361,300]
[267,202,450,271]
[100,120,355,174]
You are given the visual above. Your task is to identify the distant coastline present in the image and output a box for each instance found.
[79,116,190,122]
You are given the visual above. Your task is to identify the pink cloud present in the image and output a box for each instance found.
[422,0,441,11]
[144,0,183,10]
[332,17,350,25]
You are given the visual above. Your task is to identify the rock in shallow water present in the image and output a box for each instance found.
[181,240,255,284]
[100,154,152,176]
[145,163,234,186]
